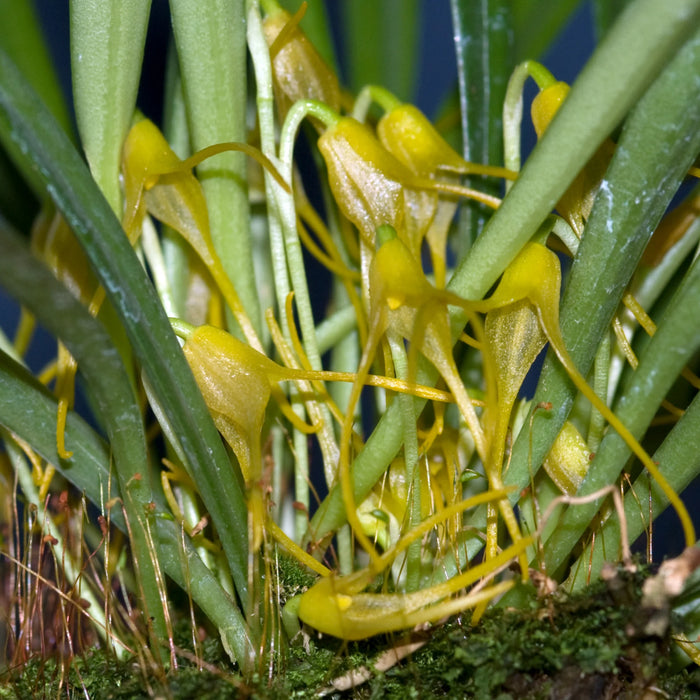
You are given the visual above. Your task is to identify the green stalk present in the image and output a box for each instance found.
[161,38,194,320]
[277,101,340,483]
[70,0,151,213]
[0,0,72,202]
[169,0,260,337]
[387,334,421,590]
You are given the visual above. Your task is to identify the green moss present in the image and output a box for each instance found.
[3,565,699,699]
[270,565,687,699]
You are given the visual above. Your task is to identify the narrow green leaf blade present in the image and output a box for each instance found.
[0,0,72,137]
[0,217,168,647]
[506,25,700,508]
[592,0,634,42]
[450,0,512,251]
[0,50,250,607]
[449,0,700,302]
[169,0,259,335]
[342,0,420,102]
[71,0,152,212]
[513,0,585,61]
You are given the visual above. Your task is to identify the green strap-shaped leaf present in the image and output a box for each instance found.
[505,26,700,513]
[512,0,585,61]
[0,0,72,136]
[449,0,700,303]
[450,0,512,251]
[169,0,260,337]
[568,391,700,590]
[593,0,635,42]
[542,253,700,577]
[0,347,253,666]
[342,0,420,103]
[0,0,73,203]
[71,0,152,213]
[0,217,168,651]
[0,50,250,610]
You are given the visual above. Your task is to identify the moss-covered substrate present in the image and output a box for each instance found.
[3,565,699,699]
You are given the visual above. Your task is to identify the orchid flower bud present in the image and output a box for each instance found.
[263,5,340,122]
[544,421,591,495]
[376,104,461,287]
[377,103,466,177]
[530,81,570,138]
[531,79,613,235]
[376,102,514,286]
[318,116,436,258]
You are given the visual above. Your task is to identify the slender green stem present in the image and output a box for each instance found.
[387,334,421,591]
[278,100,341,483]
[450,0,512,253]
[161,39,193,320]
[502,62,529,184]
[587,331,610,452]
[247,0,291,351]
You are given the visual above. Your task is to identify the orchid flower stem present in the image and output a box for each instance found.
[278,100,341,484]
[387,333,421,591]
[502,61,530,184]
[141,215,178,318]
[352,84,402,122]
[247,0,291,320]
[588,330,610,452]
[525,60,557,89]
